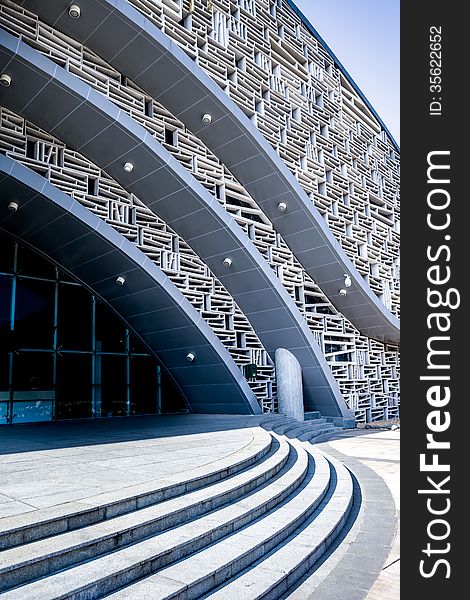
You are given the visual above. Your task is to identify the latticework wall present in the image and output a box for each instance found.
[0,0,400,422]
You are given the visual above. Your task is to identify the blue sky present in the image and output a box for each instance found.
[293,0,400,145]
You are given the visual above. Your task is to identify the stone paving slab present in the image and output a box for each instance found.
[0,415,265,519]
[0,415,399,599]
[285,429,399,600]
[325,431,400,600]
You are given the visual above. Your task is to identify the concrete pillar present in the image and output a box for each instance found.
[275,348,304,421]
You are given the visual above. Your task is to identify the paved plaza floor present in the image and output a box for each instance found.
[321,430,400,600]
[0,415,399,599]
[0,415,264,519]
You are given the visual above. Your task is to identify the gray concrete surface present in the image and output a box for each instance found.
[284,428,399,600]
[0,415,265,519]
[315,429,399,600]
[325,430,400,600]
[275,349,305,422]
[0,415,399,600]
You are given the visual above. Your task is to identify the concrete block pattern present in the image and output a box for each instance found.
[0,0,400,422]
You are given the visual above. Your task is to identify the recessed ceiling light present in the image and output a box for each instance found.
[68,4,81,18]
[0,74,11,87]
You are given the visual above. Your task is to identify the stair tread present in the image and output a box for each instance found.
[274,421,330,435]
[0,438,311,599]
[260,419,296,431]
[0,438,289,580]
[298,426,339,442]
[205,451,353,599]
[304,412,321,419]
[105,440,332,600]
[0,427,272,548]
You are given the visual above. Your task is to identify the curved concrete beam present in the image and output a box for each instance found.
[0,154,260,415]
[0,31,353,418]
[15,0,399,345]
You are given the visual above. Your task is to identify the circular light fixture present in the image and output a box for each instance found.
[68,4,81,18]
[116,276,126,286]
[202,113,212,125]
[186,352,195,362]
[0,73,11,87]
[339,288,347,296]
[123,162,134,173]
[7,201,18,212]
[277,202,287,212]
[344,274,352,288]
[223,257,232,268]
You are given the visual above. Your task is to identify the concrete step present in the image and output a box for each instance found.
[0,436,309,599]
[304,411,322,420]
[260,414,342,445]
[284,448,398,600]
[271,420,328,436]
[299,426,343,443]
[204,448,354,600]
[265,418,340,444]
[0,437,290,592]
[0,427,272,551]
[0,428,356,600]
[258,415,297,430]
[105,440,345,600]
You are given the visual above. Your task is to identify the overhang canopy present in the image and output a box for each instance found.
[0,31,353,417]
[15,0,399,345]
[0,154,260,414]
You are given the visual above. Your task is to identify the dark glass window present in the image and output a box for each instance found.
[56,353,92,419]
[100,355,127,416]
[15,279,55,349]
[96,301,126,352]
[58,284,92,350]
[0,275,11,332]
[0,275,12,390]
[17,244,56,279]
[161,369,186,413]
[0,236,14,274]
[0,351,9,391]
[13,352,53,390]
[57,269,76,284]
[130,334,148,354]
[131,357,158,415]
[0,231,184,422]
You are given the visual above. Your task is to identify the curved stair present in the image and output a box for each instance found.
[0,427,273,551]
[260,414,343,442]
[0,428,355,599]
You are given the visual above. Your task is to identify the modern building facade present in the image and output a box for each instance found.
[0,0,400,425]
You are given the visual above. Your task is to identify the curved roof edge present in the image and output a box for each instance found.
[0,153,261,415]
[10,1,399,344]
[0,29,354,418]
[286,0,400,152]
